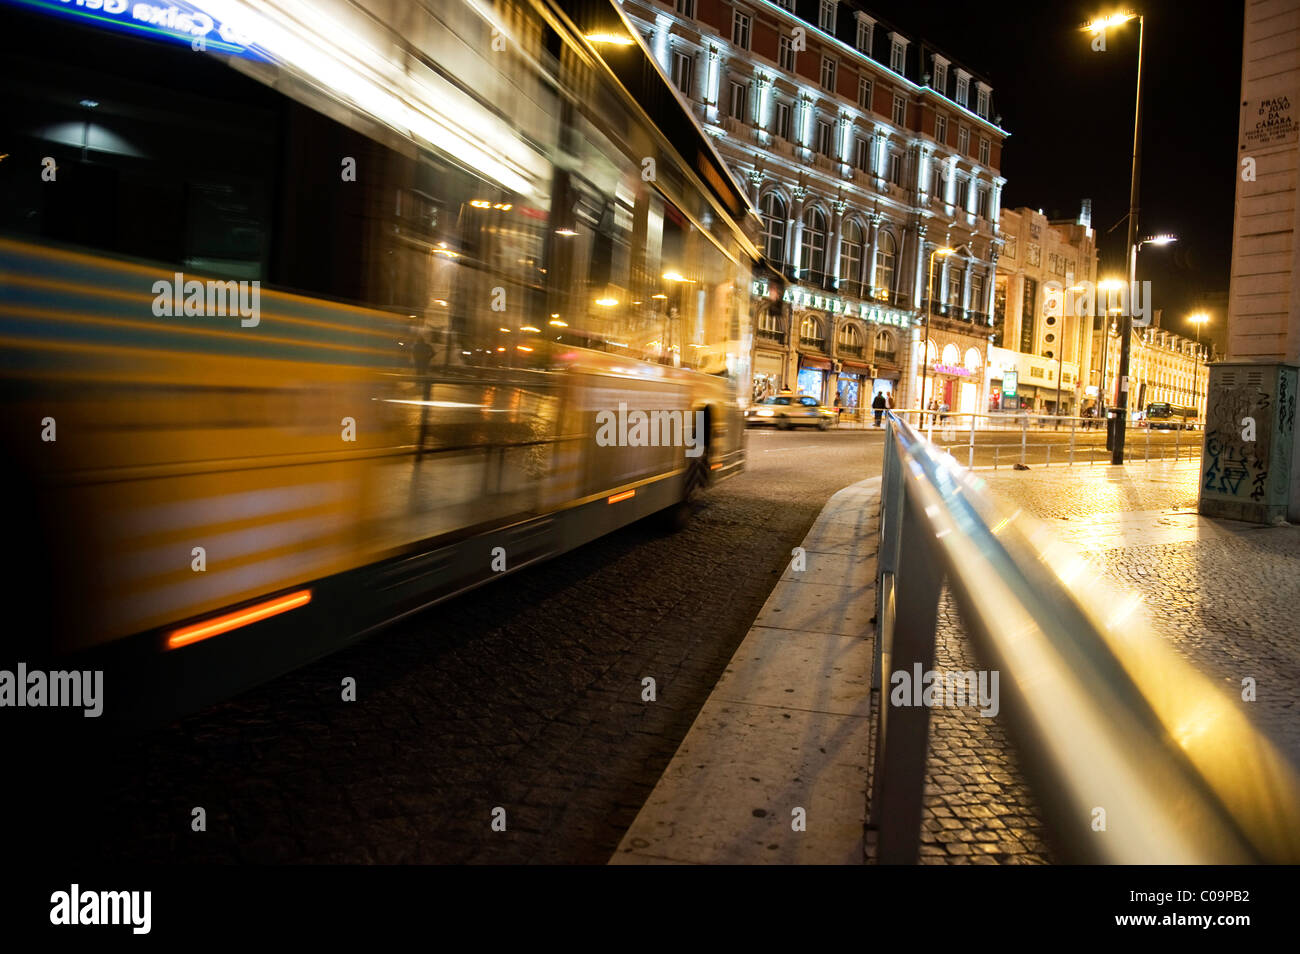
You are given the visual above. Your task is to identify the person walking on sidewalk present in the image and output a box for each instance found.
[871,390,887,427]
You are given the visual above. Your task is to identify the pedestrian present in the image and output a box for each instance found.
[939,400,949,424]
[871,389,887,427]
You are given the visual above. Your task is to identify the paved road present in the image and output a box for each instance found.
[23,429,884,865]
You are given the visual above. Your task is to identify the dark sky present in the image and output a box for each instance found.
[884,0,1242,353]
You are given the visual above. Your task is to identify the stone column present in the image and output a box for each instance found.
[911,221,928,310]
[872,128,888,183]
[753,73,771,132]
[788,185,807,277]
[902,323,922,409]
[938,254,951,312]
[829,199,847,290]
[915,144,931,204]
[960,259,972,318]
[865,212,881,298]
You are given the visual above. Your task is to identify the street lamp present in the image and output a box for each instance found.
[1082,10,1144,464]
[919,243,965,414]
[1188,311,1209,425]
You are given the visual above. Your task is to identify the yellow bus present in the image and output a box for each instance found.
[0,0,759,723]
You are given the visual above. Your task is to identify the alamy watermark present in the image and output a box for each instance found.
[595,403,706,458]
[151,271,260,327]
[50,884,150,935]
[0,663,103,717]
[1042,279,1152,327]
[890,664,999,718]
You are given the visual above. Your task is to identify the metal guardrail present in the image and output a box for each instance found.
[870,409,1300,863]
[841,409,1203,468]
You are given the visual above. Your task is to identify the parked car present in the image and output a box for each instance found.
[745,394,834,430]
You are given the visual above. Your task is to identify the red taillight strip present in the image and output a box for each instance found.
[165,589,313,650]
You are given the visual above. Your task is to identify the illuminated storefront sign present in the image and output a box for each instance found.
[751,281,914,327]
[11,0,266,58]
[932,363,972,377]
[1001,371,1018,398]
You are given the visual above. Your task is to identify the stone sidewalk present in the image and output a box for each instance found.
[975,459,1300,766]
[909,458,1300,864]
[611,457,1300,865]
[610,478,880,864]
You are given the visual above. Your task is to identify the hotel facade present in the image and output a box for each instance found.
[620,0,1008,415]
[987,205,1099,416]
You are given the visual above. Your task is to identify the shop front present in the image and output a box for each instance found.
[753,350,785,403]
[989,369,1016,412]
[929,362,976,413]
[797,356,832,404]
[836,361,874,419]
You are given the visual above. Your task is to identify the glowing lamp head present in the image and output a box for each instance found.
[585,32,635,46]
[1083,12,1137,34]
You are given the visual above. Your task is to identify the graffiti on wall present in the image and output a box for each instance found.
[1203,385,1270,500]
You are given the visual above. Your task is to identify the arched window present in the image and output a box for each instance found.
[757,306,782,339]
[760,193,787,265]
[799,316,825,348]
[839,220,864,296]
[801,206,827,282]
[873,329,897,363]
[942,343,961,366]
[838,322,863,355]
[874,230,897,301]
[964,347,982,373]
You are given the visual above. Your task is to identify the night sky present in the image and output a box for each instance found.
[884,0,1242,354]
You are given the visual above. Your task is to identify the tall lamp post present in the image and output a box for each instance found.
[919,243,966,415]
[1188,311,1209,425]
[1083,10,1144,464]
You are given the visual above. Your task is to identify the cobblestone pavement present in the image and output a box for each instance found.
[17,429,885,866]
[909,460,1300,864]
[911,586,1054,865]
[981,461,1300,764]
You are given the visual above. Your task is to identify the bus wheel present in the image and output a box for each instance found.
[660,407,711,532]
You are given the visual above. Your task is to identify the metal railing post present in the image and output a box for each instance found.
[1020,415,1027,466]
[994,446,998,470]
[870,489,942,864]
[1145,426,1151,462]
[1175,422,1181,461]
[1069,417,1076,466]
[874,418,905,695]
[968,413,976,469]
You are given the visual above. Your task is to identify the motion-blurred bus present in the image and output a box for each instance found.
[1143,403,1198,430]
[0,0,759,723]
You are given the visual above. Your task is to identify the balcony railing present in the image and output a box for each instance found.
[756,328,787,343]
[839,344,864,357]
[799,336,827,351]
